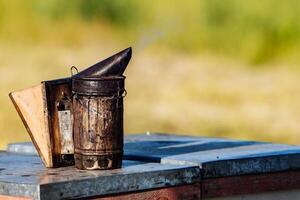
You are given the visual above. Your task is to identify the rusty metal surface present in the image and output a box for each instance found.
[73,47,132,78]
[57,110,73,154]
[72,76,125,96]
[72,78,125,170]
[0,152,201,200]
[72,48,131,170]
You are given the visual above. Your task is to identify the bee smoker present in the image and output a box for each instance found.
[72,47,131,170]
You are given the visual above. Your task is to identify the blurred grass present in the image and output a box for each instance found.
[0,0,300,149]
[1,0,300,63]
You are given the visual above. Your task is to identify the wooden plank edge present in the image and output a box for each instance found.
[87,183,201,200]
[40,83,53,167]
[0,195,32,200]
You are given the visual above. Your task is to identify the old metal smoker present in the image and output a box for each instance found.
[72,47,132,170]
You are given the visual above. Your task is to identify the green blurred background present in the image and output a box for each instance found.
[1,0,300,149]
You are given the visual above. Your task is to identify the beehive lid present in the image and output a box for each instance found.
[124,133,300,178]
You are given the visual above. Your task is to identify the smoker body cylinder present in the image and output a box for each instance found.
[72,76,125,170]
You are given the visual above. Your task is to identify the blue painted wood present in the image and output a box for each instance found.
[6,133,300,178]
[124,133,262,162]
[162,143,300,177]
[124,133,300,178]
[0,152,201,200]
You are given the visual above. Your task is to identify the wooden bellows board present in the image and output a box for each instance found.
[9,78,74,167]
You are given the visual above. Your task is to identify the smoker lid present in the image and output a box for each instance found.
[73,47,132,78]
[72,76,125,95]
[72,75,125,81]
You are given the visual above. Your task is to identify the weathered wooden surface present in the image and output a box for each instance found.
[91,184,201,200]
[207,190,300,200]
[161,143,300,177]
[7,133,300,177]
[4,133,300,199]
[43,78,74,167]
[202,171,300,198]
[124,133,261,162]
[124,133,300,177]
[0,152,201,200]
[9,84,52,167]
[0,195,31,200]
[9,78,74,168]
